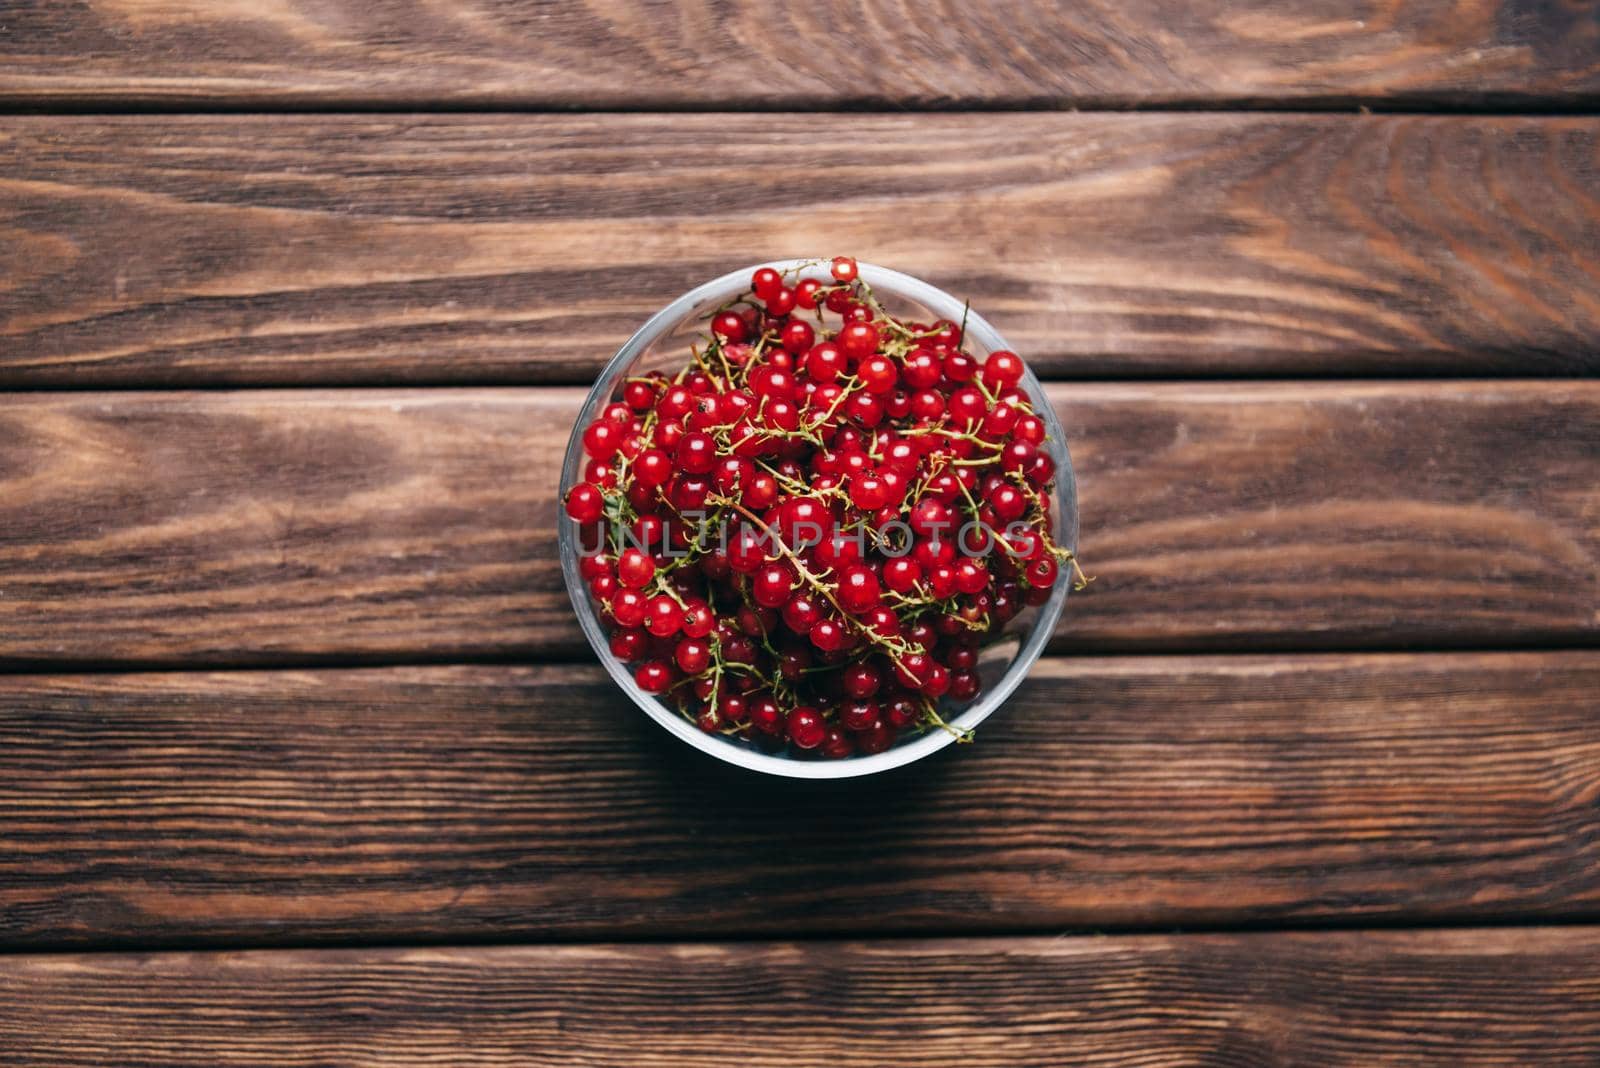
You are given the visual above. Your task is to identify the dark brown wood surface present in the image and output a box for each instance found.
[9,6,1600,1059]
[0,382,1592,667]
[4,929,1599,1066]
[5,114,1600,387]
[2,652,1595,949]
[2,0,1597,110]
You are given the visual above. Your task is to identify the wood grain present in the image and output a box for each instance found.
[4,114,1600,386]
[2,653,1597,948]
[0,382,1593,667]
[2,0,1597,110]
[3,929,1599,1065]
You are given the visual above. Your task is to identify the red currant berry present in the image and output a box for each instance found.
[680,598,715,638]
[849,471,890,511]
[882,557,922,593]
[903,348,941,389]
[657,385,694,421]
[821,727,855,759]
[911,390,945,420]
[609,627,648,660]
[815,528,865,571]
[767,398,803,434]
[856,722,896,754]
[645,594,683,638]
[781,593,824,634]
[841,698,879,731]
[943,351,977,384]
[1025,555,1059,589]
[950,669,982,701]
[652,420,685,453]
[765,286,797,317]
[926,562,958,598]
[862,605,902,640]
[631,448,669,488]
[781,318,815,354]
[909,497,954,538]
[913,536,956,568]
[630,513,665,552]
[880,439,918,474]
[675,431,717,475]
[581,421,620,459]
[719,389,754,425]
[728,526,768,573]
[809,617,848,652]
[752,562,796,608]
[751,267,782,300]
[623,378,658,411]
[745,471,779,509]
[893,652,930,689]
[708,456,749,498]
[843,663,881,700]
[778,644,812,680]
[954,559,990,595]
[948,387,987,428]
[836,564,882,614]
[723,634,757,665]
[858,354,897,394]
[748,364,796,401]
[929,319,962,347]
[674,637,710,674]
[982,400,1020,439]
[750,700,784,735]
[942,642,978,671]
[839,321,880,361]
[711,311,748,343]
[579,551,612,581]
[830,256,858,283]
[845,391,884,428]
[735,695,768,726]
[616,548,655,590]
[1002,439,1038,473]
[805,341,846,383]
[990,483,1027,522]
[981,349,1024,389]
[669,475,710,511]
[786,705,827,749]
[635,660,673,694]
[565,482,604,523]
[610,588,647,628]
[796,278,823,310]
[884,693,919,728]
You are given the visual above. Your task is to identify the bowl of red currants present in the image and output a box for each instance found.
[560,258,1081,778]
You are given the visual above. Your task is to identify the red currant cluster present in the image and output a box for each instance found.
[566,257,1081,759]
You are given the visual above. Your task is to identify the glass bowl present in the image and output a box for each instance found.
[559,260,1077,779]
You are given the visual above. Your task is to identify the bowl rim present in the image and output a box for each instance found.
[558,259,1076,779]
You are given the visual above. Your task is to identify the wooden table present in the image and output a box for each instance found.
[3,4,1599,1064]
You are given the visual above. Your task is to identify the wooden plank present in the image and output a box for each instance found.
[0,378,1593,661]
[2,0,1597,110]
[0,382,1593,667]
[3,930,1598,1065]
[2,653,1596,948]
[4,114,1600,387]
